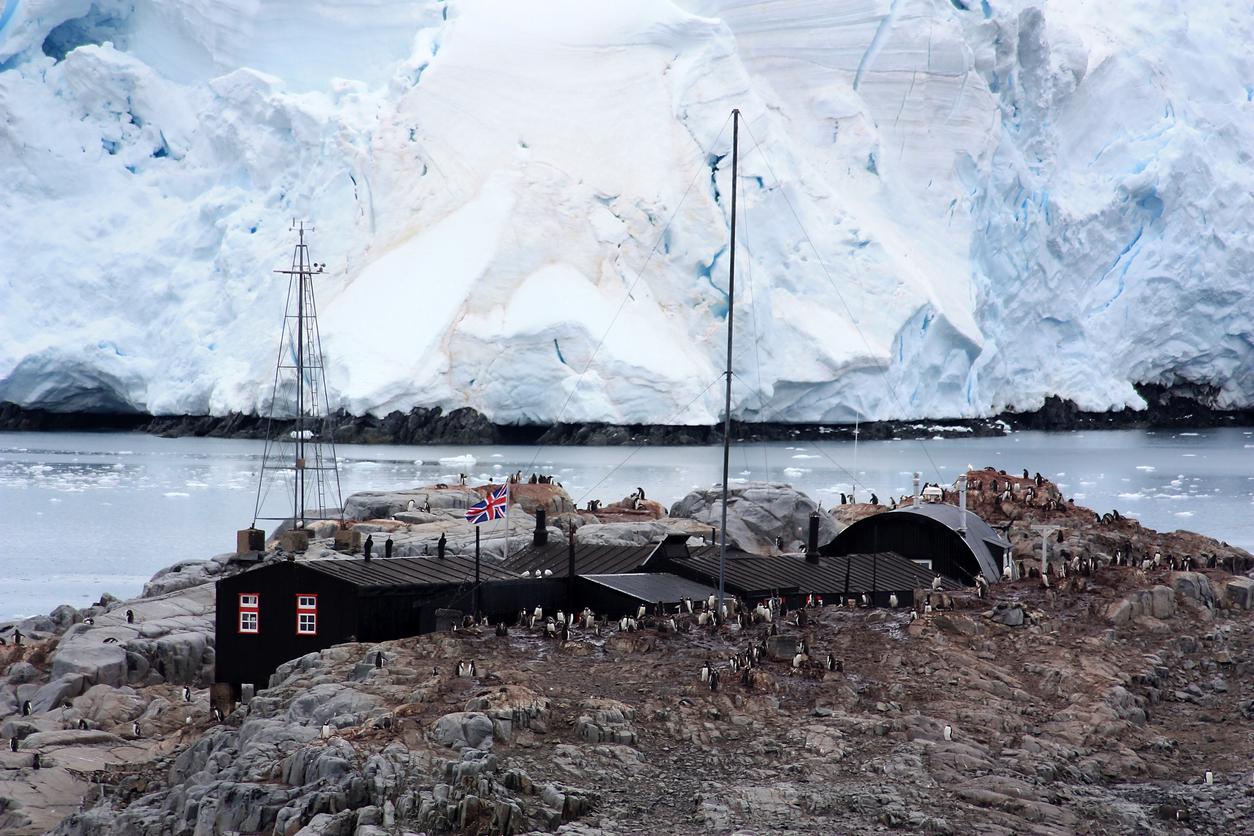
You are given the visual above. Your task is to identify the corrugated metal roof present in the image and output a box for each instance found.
[582,573,719,604]
[304,555,516,591]
[502,541,656,577]
[882,504,1009,580]
[662,545,954,598]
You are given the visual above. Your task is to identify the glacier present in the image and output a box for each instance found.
[1,0,1251,426]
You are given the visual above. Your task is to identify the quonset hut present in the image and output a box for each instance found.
[821,503,1009,585]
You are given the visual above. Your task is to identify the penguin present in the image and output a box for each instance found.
[133,722,141,737]
[542,569,553,578]
[21,700,30,716]
[888,593,898,609]
[496,622,509,637]
[521,570,531,579]
[126,610,135,624]
[182,686,191,702]
[78,718,89,730]
[1205,770,1213,785]
[375,652,384,669]
[103,637,118,644]
[700,660,710,682]
[213,707,224,723]
[385,537,393,559]
[860,593,870,608]
[321,723,333,739]
[870,493,879,506]
[8,737,16,752]
[83,617,94,626]
[931,576,944,591]
[709,669,720,692]
[636,487,645,501]
[943,724,952,741]
[31,753,39,770]
[364,535,374,561]
[407,499,416,512]
[792,652,805,669]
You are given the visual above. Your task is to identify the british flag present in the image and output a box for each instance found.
[465,484,509,524]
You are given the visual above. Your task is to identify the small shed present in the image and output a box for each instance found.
[821,503,1009,585]
[215,555,553,694]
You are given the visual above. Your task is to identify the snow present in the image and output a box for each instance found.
[1,0,1252,424]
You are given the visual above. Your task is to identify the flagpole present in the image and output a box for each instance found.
[504,480,511,563]
[475,526,481,619]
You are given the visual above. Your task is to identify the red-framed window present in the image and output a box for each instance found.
[296,594,317,635]
[239,593,259,633]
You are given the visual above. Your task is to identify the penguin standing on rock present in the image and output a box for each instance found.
[182,686,191,702]
[127,610,135,624]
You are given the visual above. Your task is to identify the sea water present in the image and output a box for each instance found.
[2,428,1252,621]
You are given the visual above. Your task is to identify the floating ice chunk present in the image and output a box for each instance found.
[440,455,477,466]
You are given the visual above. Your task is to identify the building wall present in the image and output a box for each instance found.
[215,563,358,688]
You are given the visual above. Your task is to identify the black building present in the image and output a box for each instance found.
[214,555,553,693]
[821,503,1009,585]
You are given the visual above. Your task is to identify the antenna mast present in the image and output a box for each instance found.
[253,222,344,531]
[718,109,740,613]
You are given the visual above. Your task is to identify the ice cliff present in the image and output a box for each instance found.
[1,0,1251,424]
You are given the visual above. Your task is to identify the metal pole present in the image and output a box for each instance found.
[475,526,481,618]
[295,224,306,529]
[718,108,740,614]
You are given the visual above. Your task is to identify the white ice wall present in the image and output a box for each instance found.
[1,0,1250,423]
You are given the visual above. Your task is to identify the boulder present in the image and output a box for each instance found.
[343,488,483,521]
[286,683,384,728]
[142,561,218,597]
[5,662,39,684]
[670,482,841,554]
[19,729,125,749]
[48,605,82,633]
[30,675,86,714]
[1150,585,1176,619]
[432,712,496,751]
[1222,577,1254,609]
[990,604,1025,627]
[574,519,710,548]
[1170,572,1215,607]
[125,631,214,685]
[51,642,127,688]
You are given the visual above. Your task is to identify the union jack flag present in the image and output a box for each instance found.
[465,484,508,524]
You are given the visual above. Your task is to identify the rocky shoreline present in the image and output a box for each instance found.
[1,473,1253,835]
[3,384,1252,447]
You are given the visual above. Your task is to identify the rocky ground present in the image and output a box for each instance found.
[2,474,1253,836]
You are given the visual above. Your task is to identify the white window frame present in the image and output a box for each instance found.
[239,593,260,634]
[296,594,317,635]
